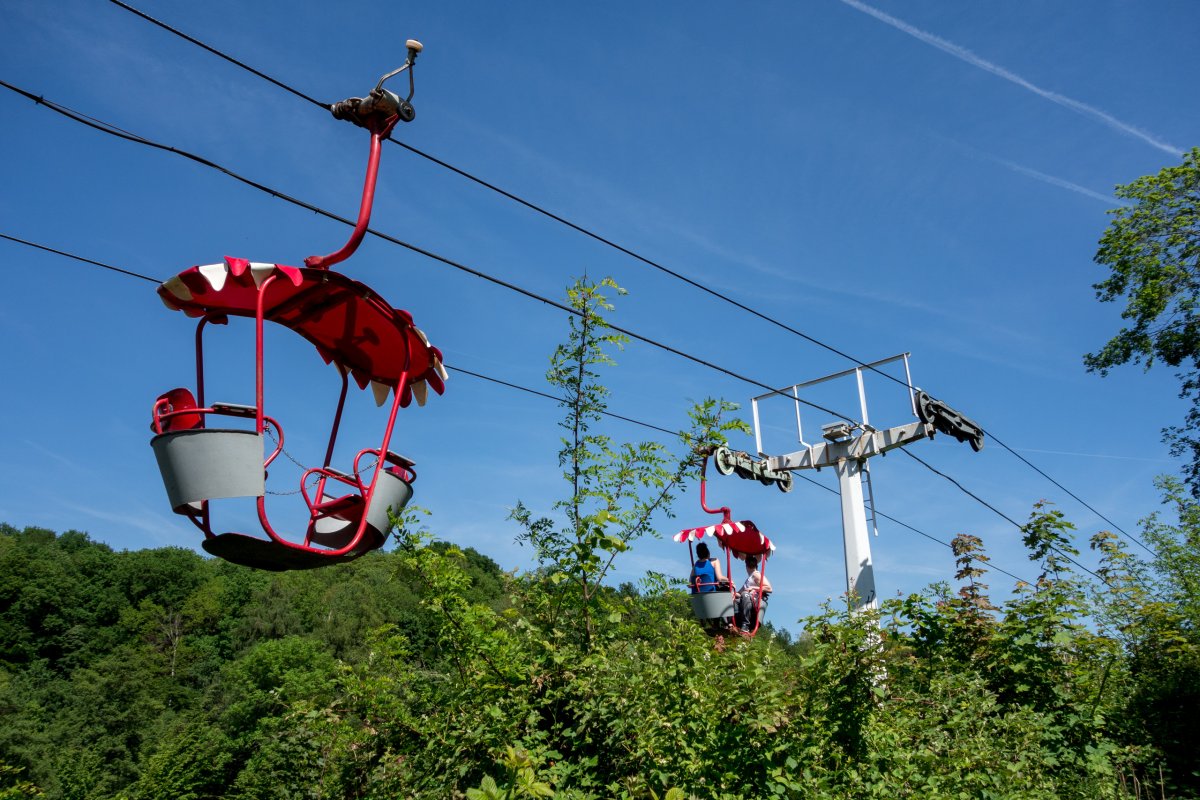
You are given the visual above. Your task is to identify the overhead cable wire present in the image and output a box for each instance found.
[0,78,859,425]
[0,230,1035,587]
[100,0,1150,560]
[0,231,685,438]
[0,232,159,283]
[979,426,1155,556]
[901,448,1108,585]
[901,449,1024,529]
[103,0,892,379]
[106,0,328,111]
[445,365,682,437]
[792,471,1032,586]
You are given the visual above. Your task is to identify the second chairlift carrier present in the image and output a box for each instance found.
[675,449,784,637]
[149,42,444,571]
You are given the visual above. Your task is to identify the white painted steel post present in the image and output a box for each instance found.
[834,456,878,612]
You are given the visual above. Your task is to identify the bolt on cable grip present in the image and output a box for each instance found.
[329,39,423,132]
[307,40,423,271]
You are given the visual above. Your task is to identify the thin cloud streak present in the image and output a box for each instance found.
[836,0,1183,157]
[991,158,1121,205]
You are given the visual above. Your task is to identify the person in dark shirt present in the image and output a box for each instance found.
[689,542,725,593]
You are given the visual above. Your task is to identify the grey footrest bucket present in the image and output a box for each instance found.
[151,429,265,514]
[690,591,735,621]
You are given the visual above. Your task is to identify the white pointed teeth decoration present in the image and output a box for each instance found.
[198,263,228,292]
[249,262,275,288]
[412,380,429,407]
[162,275,193,303]
[371,380,392,407]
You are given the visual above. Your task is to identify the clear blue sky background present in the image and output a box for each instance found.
[2,0,1197,634]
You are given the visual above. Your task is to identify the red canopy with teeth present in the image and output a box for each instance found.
[674,519,774,556]
[158,257,447,406]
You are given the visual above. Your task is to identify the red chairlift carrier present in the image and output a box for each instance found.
[149,44,444,571]
[674,453,775,636]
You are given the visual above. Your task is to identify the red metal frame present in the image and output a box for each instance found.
[304,124,394,270]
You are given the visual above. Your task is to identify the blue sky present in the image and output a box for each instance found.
[2,0,1197,634]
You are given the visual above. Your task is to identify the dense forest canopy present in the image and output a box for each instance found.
[1,497,1199,799]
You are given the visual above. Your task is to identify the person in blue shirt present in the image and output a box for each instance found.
[689,542,726,593]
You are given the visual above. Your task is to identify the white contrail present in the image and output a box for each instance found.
[836,0,1183,157]
[991,157,1121,204]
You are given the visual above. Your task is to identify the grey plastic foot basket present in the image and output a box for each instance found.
[309,469,414,549]
[690,592,768,625]
[690,591,736,621]
[151,429,265,514]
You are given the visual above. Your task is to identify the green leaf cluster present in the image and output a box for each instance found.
[1087,147,1200,492]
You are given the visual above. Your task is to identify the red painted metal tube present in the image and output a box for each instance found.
[304,130,385,270]
[255,274,276,435]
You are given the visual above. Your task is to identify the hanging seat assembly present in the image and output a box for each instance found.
[674,452,775,636]
[149,45,445,570]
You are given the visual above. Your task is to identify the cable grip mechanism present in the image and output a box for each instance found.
[329,39,423,134]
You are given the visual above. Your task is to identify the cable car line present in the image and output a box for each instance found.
[794,471,1032,586]
[978,426,1154,557]
[0,231,1039,588]
[97,0,1150,558]
[445,365,683,438]
[0,79,860,426]
[106,0,328,112]
[901,450,1023,529]
[0,232,159,283]
[902,449,1108,585]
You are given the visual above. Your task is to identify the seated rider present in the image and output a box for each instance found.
[689,542,726,593]
[734,554,772,632]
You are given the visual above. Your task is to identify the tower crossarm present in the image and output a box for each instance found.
[766,420,934,472]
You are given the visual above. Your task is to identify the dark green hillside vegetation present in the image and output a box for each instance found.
[3,270,1200,798]
[2,505,1199,799]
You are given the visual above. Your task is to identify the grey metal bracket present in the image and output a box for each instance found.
[767,420,935,472]
[713,445,794,493]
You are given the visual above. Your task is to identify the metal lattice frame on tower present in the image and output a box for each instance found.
[724,353,983,613]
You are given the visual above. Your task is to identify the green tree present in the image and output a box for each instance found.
[509,277,746,650]
[1090,477,1200,795]
[1086,147,1200,492]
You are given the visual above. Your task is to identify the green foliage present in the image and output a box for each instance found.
[1088,477,1200,795]
[1086,147,1200,492]
[510,277,748,651]
[0,763,44,799]
[0,494,1186,798]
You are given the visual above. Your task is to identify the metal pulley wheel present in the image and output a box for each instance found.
[713,445,737,476]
